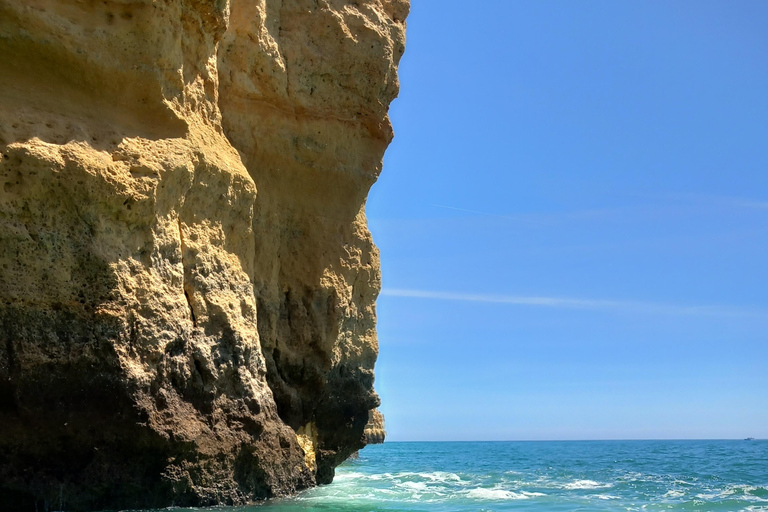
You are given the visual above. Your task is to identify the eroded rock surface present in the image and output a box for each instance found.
[0,1,407,510]
[363,408,386,444]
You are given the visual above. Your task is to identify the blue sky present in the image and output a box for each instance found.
[366,1,768,441]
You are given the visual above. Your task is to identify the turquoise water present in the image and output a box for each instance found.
[172,440,768,512]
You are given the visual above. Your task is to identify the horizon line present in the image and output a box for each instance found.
[374,438,765,443]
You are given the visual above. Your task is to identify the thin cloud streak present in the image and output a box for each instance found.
[381,288,764,318]
[631,192,768,211]
[429,194,768,227]
[429,203,521,220]
[695,194,768,211]
[428,203,624,226]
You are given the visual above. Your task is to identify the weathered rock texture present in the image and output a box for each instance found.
[0,0,407,510]
[363,408,386,444]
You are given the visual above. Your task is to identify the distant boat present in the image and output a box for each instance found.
[744,437,755,441]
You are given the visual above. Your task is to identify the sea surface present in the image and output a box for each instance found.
[165,440,768,512]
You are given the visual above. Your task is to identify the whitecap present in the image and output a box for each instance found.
[727,484,767,496]
[591,493,620,500]
[392,471,464,483]
[425,471,463,483]
[466,488,529,500]
[562,479,612,490]
[332,471,368,481]
[365,472,393,481]
[398,481,429,492]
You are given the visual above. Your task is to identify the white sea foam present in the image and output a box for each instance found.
[332,471,367,481]
[709,485,768,502]
[426,471,463,483]
[365,472,392,481]
[730,485,765,494]
[398,481,429,492]
[466,488,530,500]
[662,489,685,499]
[562,479,612,490]
[591,493,620,500]
[389,471,464,483]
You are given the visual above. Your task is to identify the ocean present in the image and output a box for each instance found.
[166,440,768,512]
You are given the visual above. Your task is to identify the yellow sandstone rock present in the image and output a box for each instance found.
[296,422,319,472]
[364,408,387,444]
[0,0,407,510]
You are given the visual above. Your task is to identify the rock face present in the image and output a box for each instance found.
[363,408,386,444]
[0,1,407,510]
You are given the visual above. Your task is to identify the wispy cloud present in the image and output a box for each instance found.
[689,194,768,211]
[429,203,627,226]
[630,192,768,211]
[429,203,522,220]
[429,194,768,226]
[380,288,764,318]
[430,204,497,216]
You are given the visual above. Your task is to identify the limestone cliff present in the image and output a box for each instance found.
[0,1,407,510]
[363,408,386,444]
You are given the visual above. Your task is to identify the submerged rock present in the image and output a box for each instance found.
[0,0,407,510]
